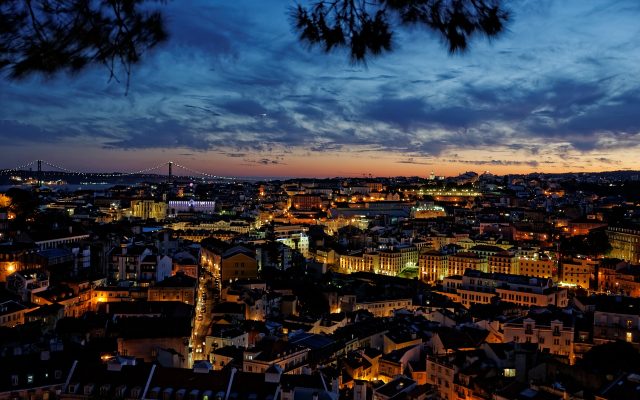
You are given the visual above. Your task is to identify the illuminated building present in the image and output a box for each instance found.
[443,269,568,308]
[339,251,379,274]
[518,257,556,279]
[290,194,322,210]
[607,226,640,264]
[560,257,597,289]
[468,244,505,259]
[276,232,310,258]
[168,199,216,215]
[419,249,447,283]
[130,200,167,221]
[488,251,519,275]
[447,252,487,276]
[567,217,607,237]
[411,204,446,219]
[377,245,418,276]
[598,264,640,296]
[346,298,413,318]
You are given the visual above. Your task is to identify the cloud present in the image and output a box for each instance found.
[1,0,640,172]
[593,157,621,165]
[448,159,555,167]
[243,158,287,165]
[0,120,84,144]
[396,158,433,165]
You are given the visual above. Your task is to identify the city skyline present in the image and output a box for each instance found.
[2,0,640,177]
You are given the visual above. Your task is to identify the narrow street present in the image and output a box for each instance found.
[191,270,221,362]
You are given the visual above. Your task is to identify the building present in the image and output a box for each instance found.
[220,246,258,282]
[290,194,322,210]
[580,295,640,345]
[171,251,198,279]
[426,354,457,399]
[518,256,556,279]
[503,311,575,363]
[373,376,417,400]
[139,255,173,285]
[147,273,197,305]
[0,243,39,282]
[109,245,152,282]
[488,251,519,275]
[378,245,418,276]
[205,325,249,357]
[130,200,167,221]
[91,286,148,310]
[469,244,506,259]
[339,251,379,274]
[447,252,487,276]
[114,316,192,369]
[598,264,640,297]
[0,300,29,328]
[561,257,597,289]
[607,226,640,264]
[243,339,310,374]
[276,232,310,258]
[419,249,448,283]
[168,199,216,215]
[443,269,568,308]
[6,269,49,302]
[347,298,413,318]
[0,351,76,400]
[61,359,337,400]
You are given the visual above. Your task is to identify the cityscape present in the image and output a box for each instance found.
[2,1,640,400]
[1,165,640,400]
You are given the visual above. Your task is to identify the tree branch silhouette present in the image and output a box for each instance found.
[291,0,510,62]
[0,1,509,86]
[0,0,167,90]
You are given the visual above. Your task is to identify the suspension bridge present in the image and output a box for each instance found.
[0,159,228,183]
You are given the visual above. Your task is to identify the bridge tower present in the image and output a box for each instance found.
[168,161,173,180]
[37,159,42,187]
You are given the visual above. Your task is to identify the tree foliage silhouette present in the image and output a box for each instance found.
[0,0,509,84]
[0,0,167,87]
[292,0,510,62]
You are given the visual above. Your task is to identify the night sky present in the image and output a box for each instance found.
[2,0,640,178]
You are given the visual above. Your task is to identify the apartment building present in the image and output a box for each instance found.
[503,311,575,363]
[419,249,447,283]
[447,252,487,276]
[607,226,640,264]
[220,246,258,282]
[518,256,556,279]
[488,251,519,275]
[443,269,568,308]
[348,298,413,318]
[378,245,417,276]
